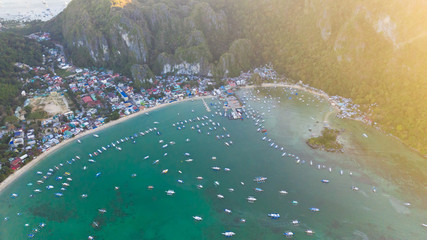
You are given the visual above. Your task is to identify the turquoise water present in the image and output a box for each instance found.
[0,89,426,239]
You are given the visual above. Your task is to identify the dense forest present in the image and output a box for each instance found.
[0,32,43,125]
[44,0,426,155]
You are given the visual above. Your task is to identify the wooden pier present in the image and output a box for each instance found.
[202,98,211,112]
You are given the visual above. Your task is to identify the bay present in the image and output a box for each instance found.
[0,88,426,239]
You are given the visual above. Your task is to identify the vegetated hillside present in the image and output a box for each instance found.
[44,0,255,84]
[46,0,427,154]
[0,32,43,124]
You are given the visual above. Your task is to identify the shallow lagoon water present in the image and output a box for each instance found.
[0,88,426,239]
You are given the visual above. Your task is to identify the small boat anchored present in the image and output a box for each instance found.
[222,231,235,237]
[268,213,280,219]
[166,190,175,196]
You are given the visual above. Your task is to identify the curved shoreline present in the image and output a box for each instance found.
[0,96,211,193]
[242,83,340,121]
[243,83,426,158]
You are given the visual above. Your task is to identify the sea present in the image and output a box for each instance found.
[0,87,426,239]
[0,0,69,21]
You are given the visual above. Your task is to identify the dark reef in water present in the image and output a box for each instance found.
[29,202,76,222]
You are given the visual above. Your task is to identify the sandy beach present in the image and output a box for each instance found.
[0,95,211,193]
[243,82,330,101]
[242,82,341,121]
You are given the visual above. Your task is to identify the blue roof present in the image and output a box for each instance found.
[120,91,128,98]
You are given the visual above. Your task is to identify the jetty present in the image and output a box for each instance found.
[202,98,211,112]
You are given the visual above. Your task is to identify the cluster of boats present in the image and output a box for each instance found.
[7,93,417,239]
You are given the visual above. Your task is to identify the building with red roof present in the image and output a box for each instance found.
[11,158,22,170]
[82,96,93,103]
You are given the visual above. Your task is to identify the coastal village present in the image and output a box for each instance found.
[0,32,366,176]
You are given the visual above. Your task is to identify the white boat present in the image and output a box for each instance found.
[212,167,221,171]
[247,196,257,202]
[88,159,96,163]
[291,220,299,225]
[93,134,99,138]
[153,160,160,164]
[77,139,81,143]
[352,186,359,191]
[185,159,194,162]
[46,185,54,190]
[217,194,224,199]
[197,184,204,189]
[196,176,203,180]
[177,179,184,184]
[81,194,88,198]
[283,231,294,238]
[279,190,288,195]
[10,193,18,198]
[214,181,220,186]
[253,177,267,183]
[166,190,175,196]
[224,209,232,214]
[224,168,231,172]
[309,207,320,212]
[193,216,203,221]
[222,231,235,237]
[98,209,107,213]
[34,189,42,193]
[162,169,168,174]
[55,193,63,197]
[268,213,280,219]
[228,188,234,192]
[305,229,314,235]
[321,179,330,183]
[144,155,150,160]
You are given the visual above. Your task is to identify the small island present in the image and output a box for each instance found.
[306,128,343,153]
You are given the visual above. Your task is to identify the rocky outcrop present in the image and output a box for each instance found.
[48,0,235,80]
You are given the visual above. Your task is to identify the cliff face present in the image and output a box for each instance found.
[48,0,252,80]
[47,0,426,153]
